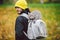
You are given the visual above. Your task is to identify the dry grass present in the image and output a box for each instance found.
[0,4,60,40]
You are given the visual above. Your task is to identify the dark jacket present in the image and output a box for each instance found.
[15,13,29,40]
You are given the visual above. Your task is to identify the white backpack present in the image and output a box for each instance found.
[23,10,47,39]
[27,20,47,39]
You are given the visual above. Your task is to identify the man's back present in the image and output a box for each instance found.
[15,15,29,40]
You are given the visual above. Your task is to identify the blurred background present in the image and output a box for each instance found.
[0,0,60,40]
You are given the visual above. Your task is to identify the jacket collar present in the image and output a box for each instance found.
[20,13,29,19]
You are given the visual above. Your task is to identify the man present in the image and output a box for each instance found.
[15,0,30,40]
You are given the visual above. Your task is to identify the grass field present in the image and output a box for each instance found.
[0,3,60,40]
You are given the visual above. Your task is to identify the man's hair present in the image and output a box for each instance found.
[20,8,30,14]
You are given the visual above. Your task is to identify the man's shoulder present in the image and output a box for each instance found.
[16,16,28,21]
[16,16,24,21]
[17,16,23,18]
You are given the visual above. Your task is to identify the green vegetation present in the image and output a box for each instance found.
[0,3,60,40]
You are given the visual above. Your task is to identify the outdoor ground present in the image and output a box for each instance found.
[0,3,60,40]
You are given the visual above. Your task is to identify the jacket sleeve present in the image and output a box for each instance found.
[15,16,24,37]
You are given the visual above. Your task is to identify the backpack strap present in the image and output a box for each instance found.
[23,31,29,38]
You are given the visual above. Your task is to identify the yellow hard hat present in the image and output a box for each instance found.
[15,0,28,9]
